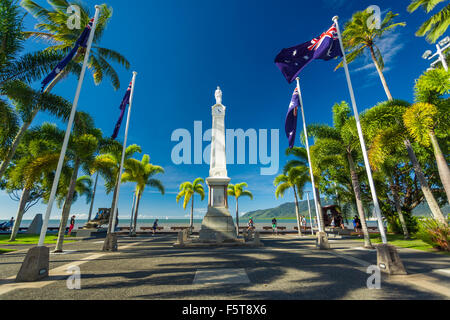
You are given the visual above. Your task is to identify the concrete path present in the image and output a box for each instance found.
[0,234,448,300]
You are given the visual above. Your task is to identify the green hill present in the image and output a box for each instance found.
[242,201,449,220]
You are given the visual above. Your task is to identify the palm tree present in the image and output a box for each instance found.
[228,183,253,235]
[285,146,326,233]
[363,99,448,226]
[308,102,374,248]
[0,1,131,179]
[337,10,406,100]
[274,166,309,237]
[176,178,205,233]
[404,102,450,202]
[5,124,64,241]
[54,113,101,253]
[92,143,142,231]
[122,155,165,235]
[407,0,450,43]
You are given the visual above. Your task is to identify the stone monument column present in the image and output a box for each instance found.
[199,87,237,240]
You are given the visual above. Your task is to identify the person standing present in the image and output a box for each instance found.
[302,216,307,232]
[272,218,278,235]
[152,219,159,236]
[68,215,76,236]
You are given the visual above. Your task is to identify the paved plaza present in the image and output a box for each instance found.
[0,235,449,300]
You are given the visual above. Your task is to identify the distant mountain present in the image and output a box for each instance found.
[242,200,450,220]
[242,199,333,219]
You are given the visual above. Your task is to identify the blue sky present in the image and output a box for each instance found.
[0,0,441,221]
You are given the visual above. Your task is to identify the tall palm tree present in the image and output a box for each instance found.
[308,102,374,248]
[176,178,205,233]
[337,10,406,100]
[363,99,448,226]
[5,124,65,241]
[404,102,450,202]
[0,1,130,179]
[228,183,253,236]
[54,112,101,253]
[407,0,450,43]
[122,155,165,235]
[274,166,309,237]
[285,146,326,233]
[92,143,142,231]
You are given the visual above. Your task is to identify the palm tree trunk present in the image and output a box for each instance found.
[389,178,410,239]
[190,194,194,234]
[54,158,80,253]
[404,138,447,225]
[236,198,239,236]
[107,173,120,234]
[315,187,326,233]
[87,173,99,222]
[293,185,302,237]
[9,188,30,242]
[429,130,450,202]
[133,192,142,234]
[347,153,373,248]
[0,69,68,180]
[369,45,393,101]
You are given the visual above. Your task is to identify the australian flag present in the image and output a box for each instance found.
[275,23,343,83]
[285,87,300,149]
[40,18,94,91]
[111,81,132,140]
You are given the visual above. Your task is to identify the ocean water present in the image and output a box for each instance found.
[1,218,383,230]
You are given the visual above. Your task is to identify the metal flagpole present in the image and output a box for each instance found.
[37,6,101,247]
[295,77,323,233]
[306,191,314,235]
[332,16,388,244]
[109,71,138,234]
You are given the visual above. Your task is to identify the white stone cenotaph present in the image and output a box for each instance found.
[199,87,237,241]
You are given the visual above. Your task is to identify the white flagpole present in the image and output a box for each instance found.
[306,191,314,235]
[296,77,323,233]
[38,6,101,247]
[332,16,388,244]
[109,71,138,234]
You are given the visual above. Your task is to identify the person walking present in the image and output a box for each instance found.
[152,219,159,236]
[68,215,76,236]
[272,218,278,235]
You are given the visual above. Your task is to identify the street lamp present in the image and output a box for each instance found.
[422,36,450,71]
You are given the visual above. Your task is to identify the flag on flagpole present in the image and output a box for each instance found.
[275,23,343,83]
[285,87,300,148]
[111,81,132,140]
[40,18,95,91]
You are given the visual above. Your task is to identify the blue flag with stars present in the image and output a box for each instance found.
[275,23,343,83]
[40,18,94,91]
[285,87,300,149]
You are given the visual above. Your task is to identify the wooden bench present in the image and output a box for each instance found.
[263,226,287,231]
[119,227,131,231]
[294,226,311,231]
[140,227,164,231]
[171,226,192,231]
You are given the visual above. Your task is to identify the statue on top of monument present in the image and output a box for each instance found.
[215,86,222,105]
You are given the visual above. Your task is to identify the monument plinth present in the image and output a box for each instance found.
[199,87,237,241]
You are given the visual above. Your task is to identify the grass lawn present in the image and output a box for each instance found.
[0,248,16,254]
[0,234,77,246]
[359,234,450,256]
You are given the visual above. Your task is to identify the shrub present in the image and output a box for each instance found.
[387,212,419,235]
[415,218,450,252]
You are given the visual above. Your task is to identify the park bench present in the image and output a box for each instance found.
[119,227,131,231]
[294,226,311,231]
[171,226,192,231]
[263,226,287,231]
[140,227,164,231]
